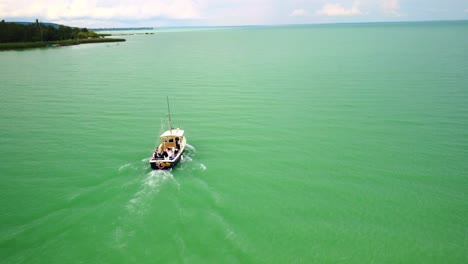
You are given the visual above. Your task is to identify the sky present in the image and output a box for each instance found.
[0,0,467,28]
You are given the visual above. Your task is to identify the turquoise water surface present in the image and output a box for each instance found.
[1,22,468,263]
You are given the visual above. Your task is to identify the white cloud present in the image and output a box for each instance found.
[199,0,275,26]
[0,0,202,21]
[290,9,309,17]
[382,0,400,15]
[317,1,362,16]
[0,0,465,27]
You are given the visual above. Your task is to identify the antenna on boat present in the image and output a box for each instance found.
[167,96,173,131]
[157,117,164,148]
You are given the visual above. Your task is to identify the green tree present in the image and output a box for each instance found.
[57,25,73,40]
[35,19,43,42]
[72,27,80,39]
[77,31,88,39]
[0,20,5,42]
[0,21,102,43]
[87,31,98,38]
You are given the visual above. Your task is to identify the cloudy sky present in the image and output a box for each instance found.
[1,0,467,28]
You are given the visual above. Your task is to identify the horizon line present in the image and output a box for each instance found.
[4,18,467,30]
[89,19,468,30]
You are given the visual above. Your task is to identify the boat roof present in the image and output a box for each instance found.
[160,128,184,138]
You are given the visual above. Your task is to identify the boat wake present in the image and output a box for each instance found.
[111,144,216,255]
[118,162,138,172]
[178,143,207,171]
[112,169,178,249]
[185,143,196,151]
[126,170,179,214]
[113,143,205,244]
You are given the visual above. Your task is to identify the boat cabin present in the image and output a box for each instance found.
[160,128,184,150]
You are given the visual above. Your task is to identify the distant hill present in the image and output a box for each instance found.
[12,22,62,29]
[10,22,155,31]
[11,22,155,31]
[0,21,102,43]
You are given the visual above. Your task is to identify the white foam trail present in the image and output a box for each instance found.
[126,170,179,213]
[177,146,207,171]
[181,155,192,163]
[185,143,196,151]
[206,210,250,255]
[118,163,133,172]
[113,162,181,249]
[145,170,177,188]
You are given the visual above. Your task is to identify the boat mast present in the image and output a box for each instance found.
[167,96,174,131]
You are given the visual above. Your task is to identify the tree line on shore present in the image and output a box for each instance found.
[0,19,99,43]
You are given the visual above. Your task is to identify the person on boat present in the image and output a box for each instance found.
[153,148,163,159]
[175,137,180,150]
[167,148,174,160]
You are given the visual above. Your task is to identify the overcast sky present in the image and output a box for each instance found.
[1,0,467,28]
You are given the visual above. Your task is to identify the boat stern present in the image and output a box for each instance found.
[150,160,173,170]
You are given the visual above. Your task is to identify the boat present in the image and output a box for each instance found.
[149,97,186,170]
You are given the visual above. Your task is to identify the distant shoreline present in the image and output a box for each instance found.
[0,38,126,51]
[0,20,126,51]
[94,19,468,31]
[93,27,153,31]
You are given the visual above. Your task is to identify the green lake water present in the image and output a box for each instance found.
[1,21,468,263]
